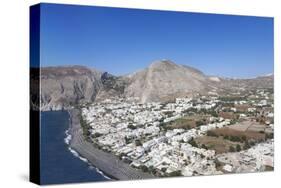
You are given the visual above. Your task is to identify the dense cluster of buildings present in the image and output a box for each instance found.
[81,88,274,176]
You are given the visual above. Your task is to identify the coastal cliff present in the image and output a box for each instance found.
[40,66,102,111]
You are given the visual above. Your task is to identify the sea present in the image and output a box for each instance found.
[40,111,109,185]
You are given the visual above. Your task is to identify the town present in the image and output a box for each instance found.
[80,88,274,177]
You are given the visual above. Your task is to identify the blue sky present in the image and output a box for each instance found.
[40,3,274,78]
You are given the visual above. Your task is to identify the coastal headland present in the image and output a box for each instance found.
[68,109,154,180]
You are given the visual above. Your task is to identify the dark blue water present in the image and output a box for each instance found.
[40,111,108,185]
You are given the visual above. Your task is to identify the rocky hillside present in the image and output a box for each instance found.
[94,72,128,102]
[40,66,102,111]
[217,74,274,94]
[124,60,216,102]
[33,61,273,111]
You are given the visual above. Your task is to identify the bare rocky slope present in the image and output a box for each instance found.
[124,60,216,102]
[94,72,128,102]
[218,75,274,90]
[40,66,102,111]
[35,61,273,111]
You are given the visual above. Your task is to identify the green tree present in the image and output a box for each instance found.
[214,159,221,169]
[241,135,247,142]
[201,144,208,149]
[135,139,142,146]
[236,144,241,152]
[243,141,250,150]
[229,146,236,152]
[196,120,204,127]
[141,165,149,172]
[168,170,182,177]
[207,130,217,137]
[188,138,198,147]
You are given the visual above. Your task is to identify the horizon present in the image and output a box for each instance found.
[39,3,274,78]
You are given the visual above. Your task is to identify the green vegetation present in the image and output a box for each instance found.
[79,110,92,142]
[228,144,242,152]
[92,132,102,138]
[214,159,222,169]
[236,144,241,152]
[188,138,198,147]
[229,146,236,152]
[168,170,182,177]
[265,165,274,171]
[135,139,142,146]
[128,123,137,130]
[219,96,245,102]
[164,117,195,130]
[163,111,174,117]
[201,144,208,150]
[207,130,218,137]
[223,135,229,140]
[161,167,167,172]
[243,141,250,150]
[140,165,149,172]
[118,153,126,160]
[196,120,205,127]
[125,136,132,144]
[228,135,242,142]
[164,114,214,130]
[209,110,218,117]
[265,133,274,139]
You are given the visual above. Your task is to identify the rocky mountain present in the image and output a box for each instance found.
[94,72,128,102]
[124,60,215,102]
[33,61,273,111]
[40,66,102,111]
[217,74,274,92]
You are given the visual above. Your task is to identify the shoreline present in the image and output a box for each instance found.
[64,129,112,180]
[68,109,154,180]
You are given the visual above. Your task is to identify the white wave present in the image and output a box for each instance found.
[64,130,72,145]
[96,168,111,180]
[79,156,89,163]
[68,147,78,157]
[64,128,111,180]
[67,147,88,163]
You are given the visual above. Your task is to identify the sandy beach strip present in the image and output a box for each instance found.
[68,109,155,180]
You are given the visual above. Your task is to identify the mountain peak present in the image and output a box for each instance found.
[125,60,209,103]
[148,60,204,76]
[150,59,176,67]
